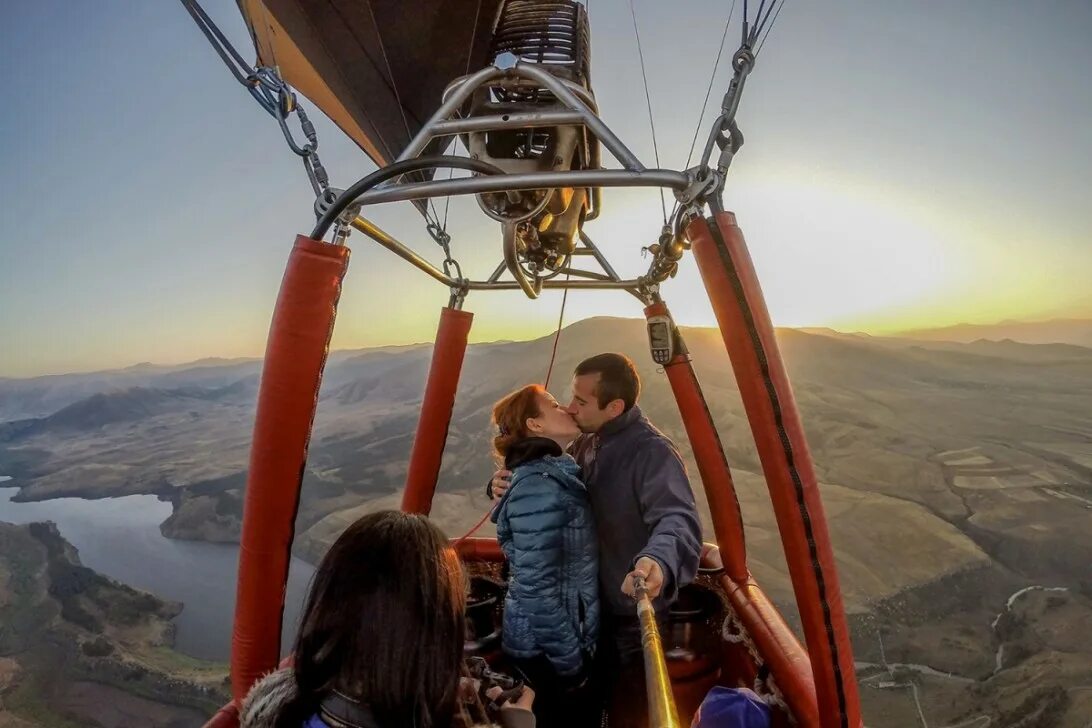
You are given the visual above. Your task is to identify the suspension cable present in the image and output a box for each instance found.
[543,278,571,390]
[755,0,789,56]
[627,0,667,226]
[685,1,737,170]
[753,0,768,37]
[742,0,750,48]
[755,0,779,43]
[440,0,486,237]
[743,0,787,50]
[179,0,255,88]
[669,0,738,223]
[689,0,790,190]
[179,0,278,115]
[178,0,331,196]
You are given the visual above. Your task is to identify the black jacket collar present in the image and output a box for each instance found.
[504,437,564,470]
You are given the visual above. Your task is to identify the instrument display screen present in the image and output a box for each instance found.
[648,321,671,349]
[647,319,674,363]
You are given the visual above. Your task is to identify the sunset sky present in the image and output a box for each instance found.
[1,1,1090,377]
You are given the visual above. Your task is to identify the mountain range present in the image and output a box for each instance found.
[2,316,1091,725]
[896,317,1092,347]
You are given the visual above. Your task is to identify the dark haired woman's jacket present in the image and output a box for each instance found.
[490,440,600,677]
[239,668,534,728]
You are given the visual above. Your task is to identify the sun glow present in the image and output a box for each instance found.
[733,178,959,325]
[326,169,1082,357]
[571,174,966,334]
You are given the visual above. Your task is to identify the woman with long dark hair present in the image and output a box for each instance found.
[239,510,534,728]
[490,384,600,727]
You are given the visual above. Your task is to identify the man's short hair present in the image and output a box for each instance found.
[574,353,641,412]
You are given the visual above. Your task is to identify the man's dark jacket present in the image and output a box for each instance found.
[570,405,702,617]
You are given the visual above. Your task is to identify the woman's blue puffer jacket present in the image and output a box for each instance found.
[491,441,599,677]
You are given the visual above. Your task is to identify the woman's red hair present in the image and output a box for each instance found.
[490,384,545,463]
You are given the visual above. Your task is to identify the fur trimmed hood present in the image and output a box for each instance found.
[240,668,299,728]
[239,668,533,728]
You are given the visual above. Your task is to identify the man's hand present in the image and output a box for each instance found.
[490,469,512,500]
[621,556,664,600]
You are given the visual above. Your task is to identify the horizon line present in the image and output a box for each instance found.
[5,313,1092,380]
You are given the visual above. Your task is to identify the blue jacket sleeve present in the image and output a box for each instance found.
[504,475,584,675]
[633,439,702,604]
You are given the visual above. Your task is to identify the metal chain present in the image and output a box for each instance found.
[426,221,466,306]
[426,222,455,270]
[271,81,330,197]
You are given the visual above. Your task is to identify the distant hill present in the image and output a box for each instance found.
[0,346,428,422]
[35,387,213,432]
[0,360,264,423]
[898,317,1092,347]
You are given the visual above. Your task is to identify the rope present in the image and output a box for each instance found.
[458,275,569,545]
[456,507,494,543]
[458,280,570,544]
[627,0,667,225]
[543,276,571,390]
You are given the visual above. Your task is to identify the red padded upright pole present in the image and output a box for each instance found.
[402,307,474,514]
[688,213,861,728]
[644,301,749,583]
[231,235,349,705]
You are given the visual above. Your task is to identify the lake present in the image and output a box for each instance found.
[0,476,314,662]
